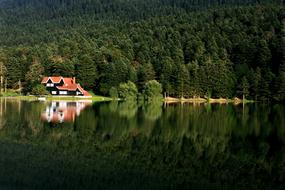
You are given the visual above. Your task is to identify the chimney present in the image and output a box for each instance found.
[73,77,76,84]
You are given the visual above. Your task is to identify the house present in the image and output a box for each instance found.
[41,76,91,97]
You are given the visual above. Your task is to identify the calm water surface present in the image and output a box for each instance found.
[0,98,284,190]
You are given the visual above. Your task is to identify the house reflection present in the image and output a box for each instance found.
[41,101,92,123]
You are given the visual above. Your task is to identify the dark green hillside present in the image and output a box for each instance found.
[0,0,284,101]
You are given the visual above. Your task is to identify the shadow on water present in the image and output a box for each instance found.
[0,98,284,189]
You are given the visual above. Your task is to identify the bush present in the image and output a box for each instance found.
[118,81,138,101]
[143,80,163,100]
[31,85,49,96]
[109,87,118,99]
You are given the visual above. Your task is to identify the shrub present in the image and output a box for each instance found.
[109,87,118,99]
[143,80,163,100]
[118,81,138,101]
[31,85,49,96]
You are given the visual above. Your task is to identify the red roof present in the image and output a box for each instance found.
[42,77,49,83]
[77,85,91,96]
[41,76,63,84]
[57,84,78,91]
[62,78,75,85]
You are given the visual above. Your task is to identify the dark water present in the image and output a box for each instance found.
[0,98,284,190]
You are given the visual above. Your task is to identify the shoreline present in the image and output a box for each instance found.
[164,97,254,104]
[0,95,255,104]
[0,95,112,102]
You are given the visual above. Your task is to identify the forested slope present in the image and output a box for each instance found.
[0,0,285,101]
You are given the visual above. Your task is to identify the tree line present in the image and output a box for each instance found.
[0,0,284,101]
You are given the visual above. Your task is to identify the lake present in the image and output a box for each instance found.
[0,98,284,190]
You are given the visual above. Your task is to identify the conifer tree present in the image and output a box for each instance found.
[25,58,44,93]
[76,54,98,89]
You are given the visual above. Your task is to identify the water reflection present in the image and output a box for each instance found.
[143,100,162,121]
[0,98,6,130]
[0,98,285,189]
[41,101,92,123]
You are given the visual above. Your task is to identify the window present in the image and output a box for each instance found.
[52,91,57,95]
[47,83,54,87]
[59,91,67,95]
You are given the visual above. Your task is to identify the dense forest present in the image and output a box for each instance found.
[0,0,285,101]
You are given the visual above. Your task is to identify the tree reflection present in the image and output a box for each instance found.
[0,100,284,189]
[143,100,162,121]
[118,100,138,118]
[0,98,6,130]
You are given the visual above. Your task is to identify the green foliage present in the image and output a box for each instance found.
[237,76,250,99]
[25,58,44,93]
[75,54,98,90]
[276,64,285,101]
[118,81,138,100]
[0,1,284,100]
[31,84,49,96]
[143,80,163,100]
[48,59,75,77]
[137,63,155,91]
[109,87,118,99]
[241,76,250,98]
[252,68,262,100]
[0,90,19,97]
[175,64,190,97]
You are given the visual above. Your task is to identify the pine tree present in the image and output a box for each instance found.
[276,19,285,101]
[176,64,190,98]
[253,67,262,101]
[188,60,201,97]
[0,62,7,95]
[237,76,249,100]
[277,63,285,101]
[0,50,7,95]
[256,39,271,69]
[160,57,175,97]
[76,54,98,90]
[25,57,44,93]
[6,57,25,89]
[137,62,155,91]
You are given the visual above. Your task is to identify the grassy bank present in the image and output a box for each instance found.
[45,95,112,102]
[0,96,37,101]
[0,91,20,97]
[0,90,37,101]
[1,89,254,104]
[0,90,112,102]
[1,95,112,102]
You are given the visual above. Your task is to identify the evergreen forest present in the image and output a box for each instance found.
[0,0,285,101]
